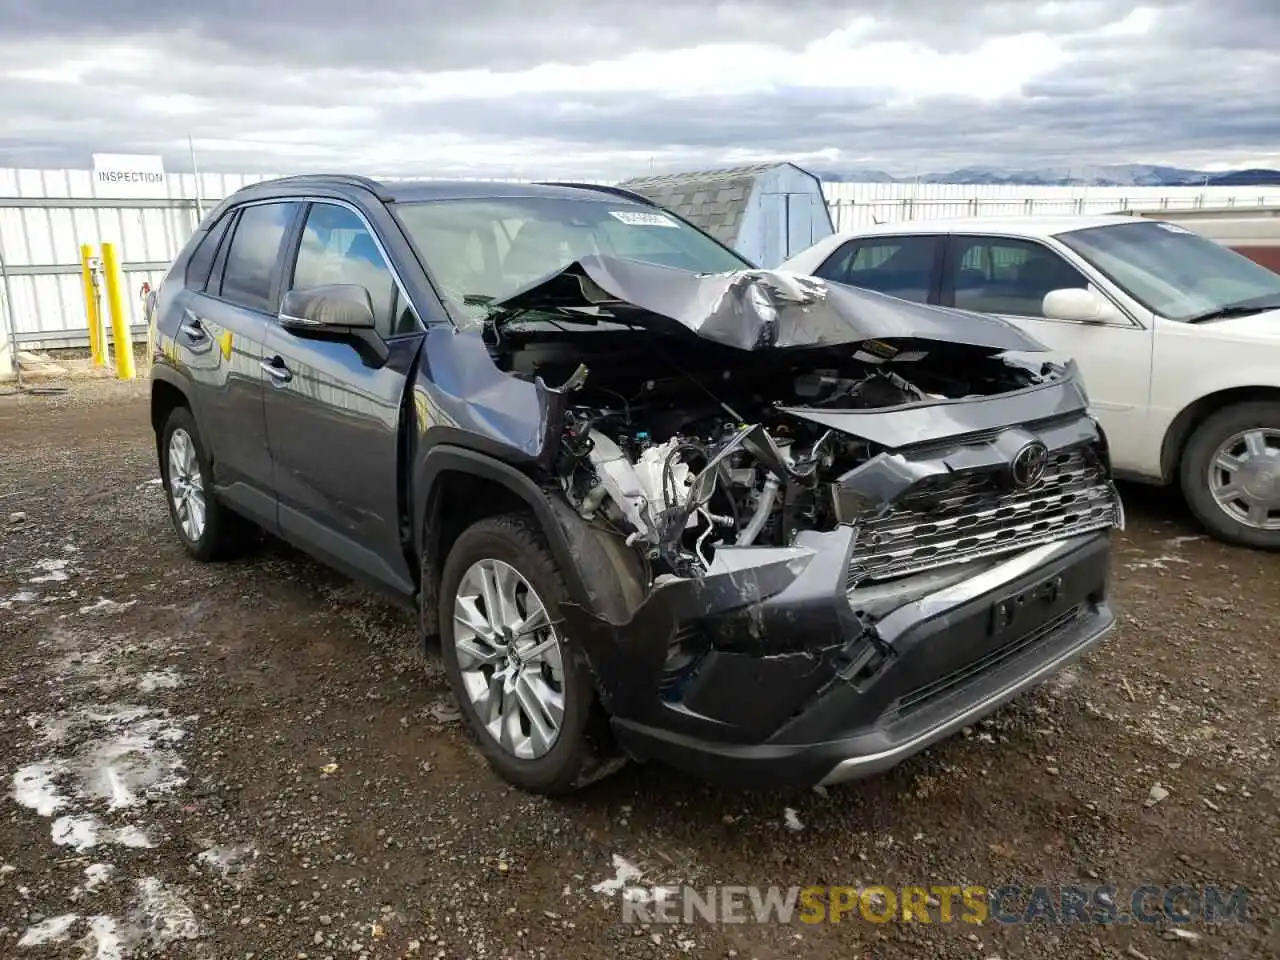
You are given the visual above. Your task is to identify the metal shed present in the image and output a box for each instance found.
[619,162,834,268]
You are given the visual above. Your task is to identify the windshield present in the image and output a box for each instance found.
[1058,220,1280,323]
[393,196,749,324]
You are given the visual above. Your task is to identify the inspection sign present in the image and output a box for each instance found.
[91,153,167,197]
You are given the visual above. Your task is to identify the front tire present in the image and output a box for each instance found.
[438,513,613,794]
[1180,401,1280,550]
[159,407,257,561]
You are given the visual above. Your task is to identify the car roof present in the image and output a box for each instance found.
[377,179,635,203]
[229,174,643,205]
[836,213,1152,239]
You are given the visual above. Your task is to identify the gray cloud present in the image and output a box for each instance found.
[0,0,1277,177]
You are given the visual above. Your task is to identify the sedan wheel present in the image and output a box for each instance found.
[1207,428,1280,531]
[452,558,566,760]
[168,427,207,542]
[1181,400,1280,550]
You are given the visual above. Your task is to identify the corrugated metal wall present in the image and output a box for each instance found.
[3,167,1280,361]
[0,167,289,356]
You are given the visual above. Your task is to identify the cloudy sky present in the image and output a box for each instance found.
[0,0,1277,178]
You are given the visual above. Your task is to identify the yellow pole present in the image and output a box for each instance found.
[79,244,105,367]
[100,242,135,381]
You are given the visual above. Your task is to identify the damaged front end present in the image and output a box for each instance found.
[488,257,1123,786]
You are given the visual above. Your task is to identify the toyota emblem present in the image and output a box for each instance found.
[1010,441,1049,489]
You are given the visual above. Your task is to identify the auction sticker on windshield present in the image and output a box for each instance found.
[610,210,679,227]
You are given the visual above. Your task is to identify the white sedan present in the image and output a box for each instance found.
[781,215,1280,549]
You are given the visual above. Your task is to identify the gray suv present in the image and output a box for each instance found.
[148,174,1123,794]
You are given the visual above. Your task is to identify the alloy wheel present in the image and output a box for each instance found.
[168,428,207,542]
[452,558,566,760]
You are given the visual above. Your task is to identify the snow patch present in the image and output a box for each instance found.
[12,762,69,817]
[52,815,152,852]
[17,914,78,946]
[783,807,805,832]
[591,854,644,895]
[84,863,116,892]
[79,916,126,960]
[196,842,259,878]
[137,668,182,693]
[15,705,185,844]
[79,598,138,616]
[29,558,72,583]
[0,590,39,609]
[1126,554,1192,571]
[17,880,200,956]
[131,877,202,943]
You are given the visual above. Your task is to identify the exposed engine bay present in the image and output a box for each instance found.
[490,322,1058,579]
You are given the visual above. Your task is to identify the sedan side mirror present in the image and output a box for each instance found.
[1042,287,1121,324]
[279,284,376,330]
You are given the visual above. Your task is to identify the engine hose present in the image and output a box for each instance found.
[738,475,781,546]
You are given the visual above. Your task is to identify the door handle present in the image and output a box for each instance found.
[260,357,293,384]
[179,311,208,341]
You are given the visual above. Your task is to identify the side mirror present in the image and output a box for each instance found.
[278,284,388,365]
[279,284,376,331]
[1042,287,1121,324]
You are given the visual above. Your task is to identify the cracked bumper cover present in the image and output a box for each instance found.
[561,528,1114,788]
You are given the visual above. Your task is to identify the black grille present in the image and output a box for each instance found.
[848,446,1120,587]
[894,604,1086,718]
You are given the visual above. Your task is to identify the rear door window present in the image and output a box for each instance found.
[814,236,941,303]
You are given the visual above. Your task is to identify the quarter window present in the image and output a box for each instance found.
[814,236,939,303]
[948,237,1089,318]
[185,213,232,291]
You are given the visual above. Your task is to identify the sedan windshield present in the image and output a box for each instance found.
[393,196,749,324]
[1058,220,1280,323]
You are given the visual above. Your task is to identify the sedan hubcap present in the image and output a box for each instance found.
[1208,428,1280,530]
[452,558,565,760]
[167,428,207,541]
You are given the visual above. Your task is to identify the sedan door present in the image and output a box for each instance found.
[171,200,303,527]
[261,200,424,597]
[940,234,1155,471]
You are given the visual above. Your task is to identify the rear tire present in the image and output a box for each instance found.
[159,407,258,561]
[438,513,616,794]
[1180,401,1280,550]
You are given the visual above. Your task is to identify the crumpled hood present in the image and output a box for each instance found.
[491,255,1049,354]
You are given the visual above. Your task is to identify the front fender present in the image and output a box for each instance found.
[412,445,647,623]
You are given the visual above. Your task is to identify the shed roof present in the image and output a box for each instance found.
[618,163,790,246]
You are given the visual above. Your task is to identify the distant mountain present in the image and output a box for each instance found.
[812,167,897,183]
[811,163,1280,187]
[1200,169,1280,186]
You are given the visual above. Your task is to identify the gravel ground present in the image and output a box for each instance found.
[1,380,1277,960]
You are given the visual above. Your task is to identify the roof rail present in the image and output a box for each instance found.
[535,181,660,208]
[261,173,393,200]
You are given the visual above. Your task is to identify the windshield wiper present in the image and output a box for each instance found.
[1185,298,1280,324]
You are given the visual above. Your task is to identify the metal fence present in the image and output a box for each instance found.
[4,166,1280,367]
[822,181,1280,231]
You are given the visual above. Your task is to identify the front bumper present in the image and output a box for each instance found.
[562,528,1114,788]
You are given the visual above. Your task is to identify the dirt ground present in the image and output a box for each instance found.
[1,380,1276,960]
